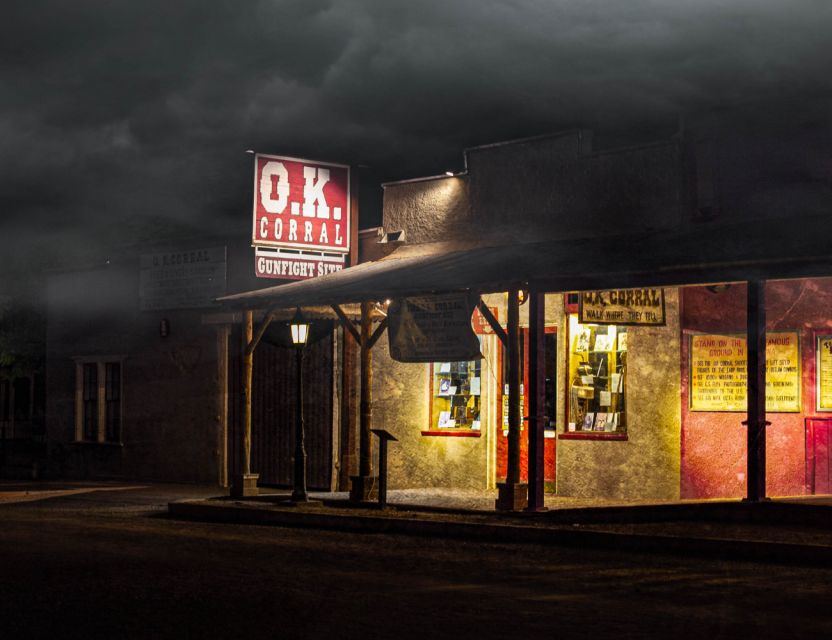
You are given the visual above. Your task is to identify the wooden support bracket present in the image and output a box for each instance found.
[332,304,361,343]
[366,317,388,350]
[246,311,275,356]
[477,299,508,346]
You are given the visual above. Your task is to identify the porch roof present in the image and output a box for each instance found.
[219,213,832,310]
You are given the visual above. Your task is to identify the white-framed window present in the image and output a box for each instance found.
[74,356,125,443]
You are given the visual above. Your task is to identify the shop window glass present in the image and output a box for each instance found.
[567,314,627,433]
[430,354,482,431]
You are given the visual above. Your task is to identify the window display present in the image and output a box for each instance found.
[430,359,482,430]
[567,314,626,433]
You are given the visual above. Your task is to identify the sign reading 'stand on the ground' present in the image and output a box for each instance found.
[252,153,350,280]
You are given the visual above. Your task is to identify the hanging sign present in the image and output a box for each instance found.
[579,288,665,325]
[689,332,800,412]
[817,335,832,411]
[471,305,498,334]
[388,293,482,363]
[252,153,350,280]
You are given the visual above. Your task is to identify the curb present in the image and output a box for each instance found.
[168,500,832,566]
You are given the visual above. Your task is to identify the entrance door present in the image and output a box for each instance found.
[806,418,832,494]
[495,328,557,487]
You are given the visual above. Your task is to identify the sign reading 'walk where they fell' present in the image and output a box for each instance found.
[579,288,666,326]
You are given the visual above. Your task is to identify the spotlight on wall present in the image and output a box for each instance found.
[445,171,454,177]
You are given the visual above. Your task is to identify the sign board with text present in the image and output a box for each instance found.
[689,332,801,412]
[139,247,227,311]
[579,288,665,326]
[388,294,482,363]
[252,153,350,280]
[817,335,832,411]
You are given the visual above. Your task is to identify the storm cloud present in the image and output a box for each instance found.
[1,0,831,271]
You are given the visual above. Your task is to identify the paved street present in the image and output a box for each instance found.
[2,484,832,639]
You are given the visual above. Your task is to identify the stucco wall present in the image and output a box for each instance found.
[370,336,492,490]
[556,288,682,500]
[46,264,220,483]
[680,279,832,499]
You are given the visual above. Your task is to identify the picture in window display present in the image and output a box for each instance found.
[568,316,626,433]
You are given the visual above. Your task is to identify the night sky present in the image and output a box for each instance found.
[1,1,831,274]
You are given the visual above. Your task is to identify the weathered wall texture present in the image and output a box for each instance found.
[382,177,472,245]
[370,336,492,490]
[556,288,682,501]
[681,279,832,499]
[466,133,685,243]
[46,264,220,483]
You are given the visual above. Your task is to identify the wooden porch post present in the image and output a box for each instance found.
[216,324,230,488]
[231,309,259,497]
[350,300,376,502]
[745,279,768,502]
[496,288,528,511]
[527,290,546,511]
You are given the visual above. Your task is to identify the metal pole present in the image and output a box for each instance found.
[746,279,767,502]
[527,290,546,510]
[216,325,230,488]
[292,347,308,502]
[507,288,521,485]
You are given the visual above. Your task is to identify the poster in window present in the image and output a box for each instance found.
[689,332,801,412]
[817,335,832,411]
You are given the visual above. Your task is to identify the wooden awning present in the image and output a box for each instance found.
[219,213,832,310]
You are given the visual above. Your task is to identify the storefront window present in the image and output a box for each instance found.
[430,358,482,431]
[567,314,627,433]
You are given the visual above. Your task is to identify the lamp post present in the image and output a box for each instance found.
[289,307,311,502]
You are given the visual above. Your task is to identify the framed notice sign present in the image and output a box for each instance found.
[817,335,832,411]
[579,288,665,326]
[689,332,800,412]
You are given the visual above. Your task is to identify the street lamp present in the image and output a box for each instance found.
[289,307,311,502]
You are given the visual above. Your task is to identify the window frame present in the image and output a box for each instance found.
[74,356,125,444]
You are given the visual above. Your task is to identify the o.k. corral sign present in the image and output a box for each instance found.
[252,153,350,280]
[579,288,666,326]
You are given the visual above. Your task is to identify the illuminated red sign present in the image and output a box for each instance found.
[252,154,350,254]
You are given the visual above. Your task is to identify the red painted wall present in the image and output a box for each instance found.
[680,279,832,499]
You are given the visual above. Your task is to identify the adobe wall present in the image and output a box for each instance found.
[680,279,832,499]
[45,264,220,483]
[555,288,682,501]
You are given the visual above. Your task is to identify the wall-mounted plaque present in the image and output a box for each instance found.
[689,332,800,412]
[579,288,665,326]
[817,335,832,412]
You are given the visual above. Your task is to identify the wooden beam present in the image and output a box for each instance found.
[745,279,768,502]
[358,301,373,479]
[477,299,507,346]
[527,290,546,511]
[242,309,254,476]
[366,316,389,350]
[506,289,521,485]
[332,304,361,344]
[246,310,275,356]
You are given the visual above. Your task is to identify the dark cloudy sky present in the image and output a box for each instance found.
[1,0,831,273]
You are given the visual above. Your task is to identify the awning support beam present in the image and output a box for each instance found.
[331,304,361,343]
[477,299,508,346]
